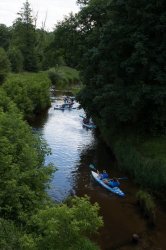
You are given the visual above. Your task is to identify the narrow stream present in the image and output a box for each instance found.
[31,92,166,250]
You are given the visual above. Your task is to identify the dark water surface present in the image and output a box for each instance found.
[31,93,166,250]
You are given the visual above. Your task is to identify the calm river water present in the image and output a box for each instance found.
[31,92,166,250]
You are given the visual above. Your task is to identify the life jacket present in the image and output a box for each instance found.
[108,180,120,188]
[101,173,109,179]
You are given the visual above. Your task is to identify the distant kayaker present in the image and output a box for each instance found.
[83,117,89,124]
[97,170,109,180]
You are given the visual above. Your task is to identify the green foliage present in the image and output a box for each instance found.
[94,116,166,196]
[0,47,10,84]
[3,72,51,119]
[8,47,23,72]
[0,92,53,221]
[0,218,37,250]
[11,1,39,71]
[31,196,102,250]
[50,13,83,68]
[0,24,11,50]
[136,190,156,224]
[0,218,22,249]
[48,66,80,88]
[48,68,62,85]
[115,140,166,190]
[75,0,166,135]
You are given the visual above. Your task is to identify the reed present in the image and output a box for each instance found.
[136,190,156,225]
[97,119,166,195]
[48,66,80,88]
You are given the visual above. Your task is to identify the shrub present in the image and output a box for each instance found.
[48,68,62,85]
[8,47,23,73]
[136,190,156,225]
[0,47,10,83]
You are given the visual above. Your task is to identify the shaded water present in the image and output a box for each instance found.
[31,93,166,250]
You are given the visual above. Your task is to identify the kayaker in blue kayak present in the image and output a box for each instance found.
[97,170,109,180]
[83,117,90,124]
[104,177,120,188]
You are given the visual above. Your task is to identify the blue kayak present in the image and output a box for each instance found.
[83,122,96,129]
[79,115,96,129]
[91,171,125,197]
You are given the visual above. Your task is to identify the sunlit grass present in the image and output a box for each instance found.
[48,66,81,93]
[8,71,51,84]
[138,137,166,162]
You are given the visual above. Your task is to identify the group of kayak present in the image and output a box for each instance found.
[54,96,76,110]
[54,96,97,129]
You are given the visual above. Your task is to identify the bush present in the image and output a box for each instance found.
[48,68,62,85]
[0,47,10,83]
[136,190,156,225]
[8,47,23,73]
[48,66,80,88]
[3,72,51,119]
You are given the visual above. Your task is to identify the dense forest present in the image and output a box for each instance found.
[0,0,166,248]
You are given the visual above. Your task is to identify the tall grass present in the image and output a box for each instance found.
[136,190,156,225]
[48,66,80,90]
[113,140,166,191]
[96,119,166,196]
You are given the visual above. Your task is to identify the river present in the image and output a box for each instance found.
[31,92,166,250]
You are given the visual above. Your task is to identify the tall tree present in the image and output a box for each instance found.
[0,47,10,84]
[12,0,39,71]
[77,0,166,135]
[0,24,11,50]
[8,47,23,72]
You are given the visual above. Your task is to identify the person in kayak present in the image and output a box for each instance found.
[97,170,109,180]
[83,117,89,124]
[104,177,120,187]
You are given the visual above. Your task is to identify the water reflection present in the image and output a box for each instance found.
[32,96,95,201]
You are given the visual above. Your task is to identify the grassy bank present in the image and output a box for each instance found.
[4,67,81,119]
[96,118,166,198]
[48,66,81,94]
[3,71,51,119]
[7,71,50,83]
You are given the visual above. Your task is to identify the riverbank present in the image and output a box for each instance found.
[5,67,81,119]
[48,66,82,94]
[4,71,51,119]
[95,118,166,201]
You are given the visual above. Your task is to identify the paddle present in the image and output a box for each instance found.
[79,114,85,119]
[89,164,128,180]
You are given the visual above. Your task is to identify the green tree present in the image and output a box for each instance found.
[0,218,22,250]
[0,24,11,50]
[8,47,23,72]
[3,73,51,119]
[50,13,83,68]
[12,0,39,71]
[32,196,103,250]
[76,0,166,135]
[0,47,10,84]
[0,90,53,221]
